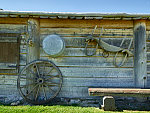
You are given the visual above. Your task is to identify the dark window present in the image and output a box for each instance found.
[0,42,19,63]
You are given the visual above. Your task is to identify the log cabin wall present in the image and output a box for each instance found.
[0,11,150,104]
[39,19,134,99]
[0,18,27,103]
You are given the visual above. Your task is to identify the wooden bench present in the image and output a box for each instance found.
[88,88,150,111]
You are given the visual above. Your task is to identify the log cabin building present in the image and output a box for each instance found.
[0,10,150,106]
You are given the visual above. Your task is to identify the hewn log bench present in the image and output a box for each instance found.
[88,88,150,111]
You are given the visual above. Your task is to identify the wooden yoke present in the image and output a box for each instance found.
[134,20,147,88]
[27,18,40,63]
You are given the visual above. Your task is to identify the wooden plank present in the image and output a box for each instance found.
[40,19,133,29]
[0,63,17,69]
[39,57,133,68]
[58,86,90,97]
[134,20,147,88]
[61,77,134,87]
[0,85,19,95]
[0,69,17,74]
[40,28,133,35]
[89,88,150,97]
[0,74,133,87]
[0,24,26,33]
[0,18,27,24]
[60,67,133,78]
[0,36,18,40]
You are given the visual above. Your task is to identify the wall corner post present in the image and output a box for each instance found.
[134,20,147,88]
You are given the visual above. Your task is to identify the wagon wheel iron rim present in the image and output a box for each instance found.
[17,60,63,105]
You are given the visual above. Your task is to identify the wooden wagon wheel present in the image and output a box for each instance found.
[17,60,63,105]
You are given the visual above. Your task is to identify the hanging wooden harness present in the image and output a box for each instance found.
[85,26,133,67]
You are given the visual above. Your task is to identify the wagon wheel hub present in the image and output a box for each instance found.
[37,78,44,84]
[17,60,63,105]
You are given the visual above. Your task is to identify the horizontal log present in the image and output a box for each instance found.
[40,19,133,29]
[0,33,20,37]
[40,48,133,57]
[40,28,133,36]
[89,88,150,97]
[0,69,17,74]
[0,84,19,96]
[58,86,90,97]
[39,57,133,68]
[0,18,27,24]
[20,56,133,67]
[0,76,134,88]
[0,63,17,69]
[0,24,26,33]
[0,36,18,40]
[60,67,133,78]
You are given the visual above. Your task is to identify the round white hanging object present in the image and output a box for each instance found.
[42,35,65,56]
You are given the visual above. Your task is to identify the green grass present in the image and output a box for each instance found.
[0,105,149,113]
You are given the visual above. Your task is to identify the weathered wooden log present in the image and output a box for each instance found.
[134,20,147,88]
[89,88,150,97]
[27,19,40,62]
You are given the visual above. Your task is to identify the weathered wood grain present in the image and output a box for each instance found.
[60,67,133,78]
[0,74,133,87]
[134,21,147,88]
[39,57,133,68]
[0,18,27,24]
[0,63,17,69]
[27,19,40,63]
[40,19,133,29]
[89,88,150,97]
[0,85,18,95]
[0,24,26,33]
[40,28,133,36]
[0,69,17,74]
[40,48,133,57]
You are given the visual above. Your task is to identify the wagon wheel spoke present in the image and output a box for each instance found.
[42,63,46,76]
[47,67,54,75]
[25,84,39,97]
[45,82,60,86]
[45,75,60,81]
[35,85,40,101]
[49,87,55,93]
[17,60,63,105]
[28,69,36,75]
[34,63,40,77]
[42,85,47,100]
